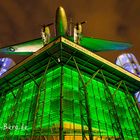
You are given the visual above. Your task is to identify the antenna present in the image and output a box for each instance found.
[69,18,73,36]
[81,21,87,25]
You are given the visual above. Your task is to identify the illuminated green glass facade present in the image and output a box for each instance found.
[0,66,139,139]
[0,37,140,139]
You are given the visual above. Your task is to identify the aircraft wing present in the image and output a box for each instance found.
[0,38,43,55]
[68,36,132,52]
[0,36,131,55]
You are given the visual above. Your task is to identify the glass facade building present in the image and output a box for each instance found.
[0,37,140,139]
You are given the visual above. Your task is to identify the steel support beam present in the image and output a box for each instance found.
[23,67,39,88]
[4,81,24,140]
[59,66,64,140]
[84,69,101,87]
[100,70,124,139]
[39,76,47,140]
[59,41,64,140]
[123,81,140,139]
[31,58,51,140]
[112,80,123,98]
[3,78,16,99]
[73,57,93,140]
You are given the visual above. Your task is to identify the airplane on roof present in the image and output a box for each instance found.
[0,6,131,55]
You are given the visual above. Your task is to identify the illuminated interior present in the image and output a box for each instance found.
[0,58,15,76]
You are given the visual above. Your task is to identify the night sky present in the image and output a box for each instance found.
[0,0,140,64]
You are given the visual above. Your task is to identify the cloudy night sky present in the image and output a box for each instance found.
[0,0,140,64]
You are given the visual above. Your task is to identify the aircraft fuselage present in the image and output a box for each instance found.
[55,6,68,36]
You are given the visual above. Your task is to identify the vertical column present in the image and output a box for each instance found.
[30,58,51,140]
[123,81,140,139]
[100,70,124,139]
[60,65,64,140]
[59,41,64,140]
[73,57,93,140]
[4,81,24,139]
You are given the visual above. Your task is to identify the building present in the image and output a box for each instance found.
[116,53,140,108]
[116,53,140,77]
[0,37,140,139]
[0,58,15,76]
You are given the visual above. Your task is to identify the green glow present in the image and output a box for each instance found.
[68,36,131,51]
[0,66,139,139]
[0,35,131,56]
